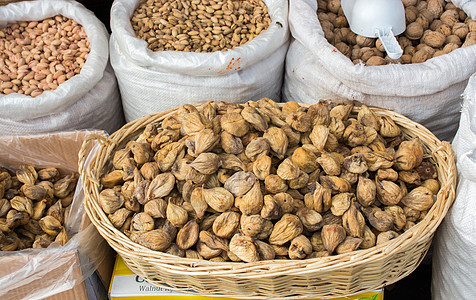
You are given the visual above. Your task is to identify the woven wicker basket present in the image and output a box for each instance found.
[79,103,456,299]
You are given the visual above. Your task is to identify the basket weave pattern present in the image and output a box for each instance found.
[79,104,456,299]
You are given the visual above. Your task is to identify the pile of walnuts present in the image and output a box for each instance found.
[318,0,476,65]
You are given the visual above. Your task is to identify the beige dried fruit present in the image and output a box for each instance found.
[308,102,331,126]
[238,181,263,215]
[317,152,342,176]
[422,179,440,195]
[376,179,403,206]
[321,224,346,253]
[11,196,33,217]
[261,195,283,220]
[289,235,313,259]
[146,173,175,202]
[108,208,133,229]
[377,168,399,181]
[269,214,303,245]
[286,110,312,133]
[37,168,60,181]
[384,205,407,231]
[21,184,47,201]
[376,231,399,246]
[190,129,219,156]
[16,165,37,185]
[401,186,434,211]
[310,232,326,252]
[264,174,288,194]
[190,187,208,219]
[343,153,368,174]
[357,105,379,130]
[0,198,11,218]
[289,171,309,189]
[240,214,267,237]
[224,171,256,197]
[132,212,155,231]
[220,131,244,154]
[311,182,332,213]
[395,139,424,170]
[399,170,421,185]
[229,233,259,262]
[151,129,180,151]
[54,173,78,198]
[368,210,394,232]
[331,193,354,216]
[144,198,167,218]
[130,142,153,165]
[213,211,240,239]
[273,192,295,214]
[277,158,300,180]
[309,124,330,152]
[188,153,221,175]
[335,236,363,254]
[320,175,351,194]
[99,189,124,214]
[241,106,268,132]
[176,220,199,250]
[199,231,228,252]
[252,154,272,180]
[342,203,365,238]
[245,138,270,161]
[364,151,394,172]
[140,162,160,180]
[378,116,401,138]
[202,187,234,213]
[39,215,62,236]
[360,225,376,249]
[54,228,69,246]
[296,207,323,231]
[135,229,171,251]
[100,170,124,189]
[343,121,367,147]
[47,200,64,224]
[356,176,376,207]
[166,201,188,227]
[291,146,319,173]
[155,142,185,172]
[220,112,249,137]
[263,127,289,159]
[256,240,275,260]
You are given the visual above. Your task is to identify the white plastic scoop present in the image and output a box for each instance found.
[341,0,405,59]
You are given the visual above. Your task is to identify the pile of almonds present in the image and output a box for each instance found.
[318,0,476,65]
[131,0,271,52]
[98,99,439,262]
[0,15,90,97]
[0,165,78,251]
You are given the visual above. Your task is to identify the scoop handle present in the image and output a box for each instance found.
[376,27,403,60]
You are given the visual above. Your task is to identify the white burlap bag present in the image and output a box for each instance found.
[432,73,476,299]
[110,0,289,122]
[0,0,124,136]
[283,0,476,141]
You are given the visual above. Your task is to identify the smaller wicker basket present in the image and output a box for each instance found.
[79,103,456,299]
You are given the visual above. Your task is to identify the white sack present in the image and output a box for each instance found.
[283,0,476,141]
[110,0,289,122]
[0,0,124,136]
[432,73,476,299]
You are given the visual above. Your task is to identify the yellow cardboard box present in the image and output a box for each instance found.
[109,256,384,300]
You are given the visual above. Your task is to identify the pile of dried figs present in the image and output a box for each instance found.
[0,165,78,250]
[99,98,439,262]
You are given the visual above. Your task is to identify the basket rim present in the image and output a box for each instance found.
[79,101,456,279]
